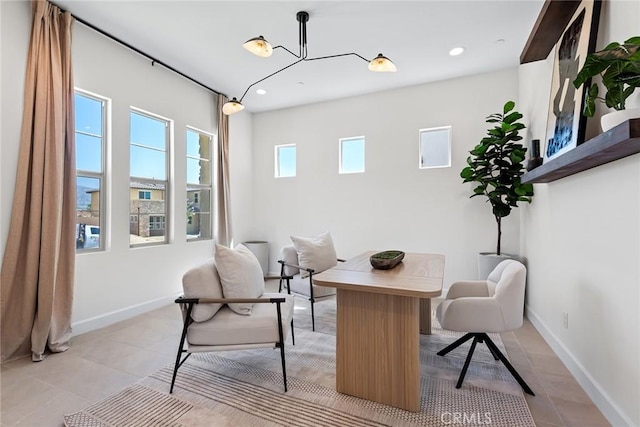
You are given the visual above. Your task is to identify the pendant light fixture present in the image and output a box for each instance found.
[223,11,396,115]
[242,35,273,57]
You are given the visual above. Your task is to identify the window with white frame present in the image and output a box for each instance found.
[339,136,365,174]
[275,144,296,178]
[419,126,451,169]
[130,109,170,246]
[75,90,107,251]
[186,128,213,241]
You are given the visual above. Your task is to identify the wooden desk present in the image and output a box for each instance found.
[313,252,444,412]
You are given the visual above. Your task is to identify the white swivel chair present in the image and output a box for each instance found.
[436,259,534,395]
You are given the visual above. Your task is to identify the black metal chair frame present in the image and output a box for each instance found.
[170,296,294,394]
[437,332,535,396]
[277,259,344,332]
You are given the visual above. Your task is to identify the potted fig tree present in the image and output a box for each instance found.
[461,101,534,278]
[573,36,640,131]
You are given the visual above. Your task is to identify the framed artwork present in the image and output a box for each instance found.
[544,0,601,162]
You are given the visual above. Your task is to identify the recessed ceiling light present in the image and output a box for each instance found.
[449,47,465,56]
[496,39,505,44]
[256,88,267,95]
[297,81,305,86]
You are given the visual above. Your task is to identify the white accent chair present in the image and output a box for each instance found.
[278,245,339,331]
[171,260,295,393]
[436,259,534,395]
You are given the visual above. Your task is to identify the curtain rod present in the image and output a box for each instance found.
[53,2,227,98]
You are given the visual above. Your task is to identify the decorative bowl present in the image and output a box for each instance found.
[370,250,405,270]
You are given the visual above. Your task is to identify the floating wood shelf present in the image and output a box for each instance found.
[520,0,581,64]
[522,119,640,183]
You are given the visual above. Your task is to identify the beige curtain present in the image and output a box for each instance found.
[215,95,233,246]
[0,0,75,363]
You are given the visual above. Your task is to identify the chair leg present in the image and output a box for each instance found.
[308,276,316,332]
[310,297,316,332]
[275,302,288,392]
[483,334,535,396]
[291,318,295,346]
[171,303,194,394]
[456,335,480,389]
[487,340,500,360]
[437,333,475,356]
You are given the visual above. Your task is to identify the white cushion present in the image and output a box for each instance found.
[214,243,264,315]
[187,293,294,346]
[290,232,337,278]
[182,259,223,322]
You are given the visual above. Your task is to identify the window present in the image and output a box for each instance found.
[186,128,213,240]
[75,90,107,251]
[339,136,365,174]
[149,215,165,232]
[275,144,296,178]
[130,109,170,246]
[419,126,451,169]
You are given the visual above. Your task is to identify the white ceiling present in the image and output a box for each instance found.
[54,0,544,113]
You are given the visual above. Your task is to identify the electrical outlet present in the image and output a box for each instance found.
[563,312,569,329]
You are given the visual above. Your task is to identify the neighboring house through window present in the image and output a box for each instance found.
[130,109,170,246]
[186,128,213,240]
[74,90,107,251]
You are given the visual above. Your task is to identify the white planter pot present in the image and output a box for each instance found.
[477,253,524,280]
[600,108,640,132]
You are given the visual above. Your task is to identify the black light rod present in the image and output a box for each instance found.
[239,58,304,102]
[51,2,227,98]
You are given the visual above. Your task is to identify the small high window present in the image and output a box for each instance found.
[339,136,365,174]
[275,144,296,178]
[419,126,451,169]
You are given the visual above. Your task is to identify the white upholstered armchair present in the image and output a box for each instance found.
[436,259,534,395]
[171,245,295,393]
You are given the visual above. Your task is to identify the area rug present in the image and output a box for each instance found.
[64,296,535,427]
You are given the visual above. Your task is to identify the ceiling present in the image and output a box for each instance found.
[53,1,544,113]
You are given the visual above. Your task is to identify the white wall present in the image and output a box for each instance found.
[251,69,521,286]
[519,1,640,425]
[0,1,254,334]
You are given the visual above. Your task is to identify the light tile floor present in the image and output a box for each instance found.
[1,283,610,426]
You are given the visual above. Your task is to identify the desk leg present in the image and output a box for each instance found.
[420,298,432,335]
[336,289,420,412]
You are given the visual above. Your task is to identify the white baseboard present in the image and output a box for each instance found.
[71,293,182,337]
[525,305,635,427]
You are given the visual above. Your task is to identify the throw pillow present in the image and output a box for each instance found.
[290,231,338,278]
[214,243,265,315]
[182,259,224,322]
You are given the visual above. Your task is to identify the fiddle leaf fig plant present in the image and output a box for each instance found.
[461,101,534,255]
[573,36,640,117]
